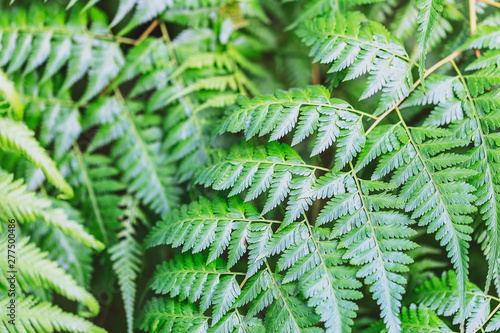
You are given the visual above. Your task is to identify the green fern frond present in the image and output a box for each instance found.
[314,165,417,333]
[139,297,209,332]
[72,151,124,243]
[363,120,476,317]
[0,4,125,102]
[65,148,124,245]
[120,0,175,34]
[219,85,369,164]
[390,0,418,41]
[260,269,320,332]
[118,32,258,181]
[399,305,455,332]
[0,174,103,250]
[466,50,500,70]
[286,0,336,30]
[296,12,414,115]
[0,69,23,119]
[415,270,498,332]
[147,194,362,332]
[0,238,99,317]
[445,63,500,298]
[5,73,83,162]
[415,0,444,84]
[196,142,325,220]
[0,118,73,197]
[85,93,180,215]
[462,24,500,51]
[147,196,266,267]
[0,296,106,333]
[486,311,500,332]
[109,197,143,333]
[276,225,363,333]
[150,253,242,326]
[29,210,94,290]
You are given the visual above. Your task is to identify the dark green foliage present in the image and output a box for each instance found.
[1,0,500,333]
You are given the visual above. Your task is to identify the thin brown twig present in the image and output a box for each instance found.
[470,0,482,58]
[135,19,159,45]
[312,63,321,85]
[478,0,500,7]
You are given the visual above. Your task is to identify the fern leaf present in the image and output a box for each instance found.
[0,238,99,317]
[0,296,106,333]
[0,118,73,197]
[120,33,249,181]
[316,166,417,333]
[486,311,500,332]
[139,298,209,333]
[466,50,500,71]
[279,228,363,333]
[67,149,123,245]
[0,69,23,119]
[86,93,180,215]
[445,65,500,297]
[110,0,137,27]
[400,305,455,332]
[121,0,173,34]
[416,0,444,83]
[79,41,124,102]
[219,86,371,160]
[29,209,95,291]
[108,197,143,333]
[196,142,323,221]
[355,124,406,172]
[263,270,320,332]
[149,253,241,326]
[416,271,496,331]
[147,196,275,268]
[0,5,124,95]
[0,174,103,250]
[462,25,500,51]
[366,122,475,316]
[297,12,414,114]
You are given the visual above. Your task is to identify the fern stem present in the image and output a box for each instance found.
[73,142,109,245]
[333,33,419,68]
[478,0,500,7]
[168,217,282,228]
[311,63,321,85]
[365,50,463,136]
[395,105,469,323]
[348,161,388,277]
[235,160,331,173]
[264,260,302,331]
[113,87,173,212]
[302,212,346,325]
[238,279,247,289]
[450,59,499,295]
[239,101,377,120]
[234,309,247,329]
